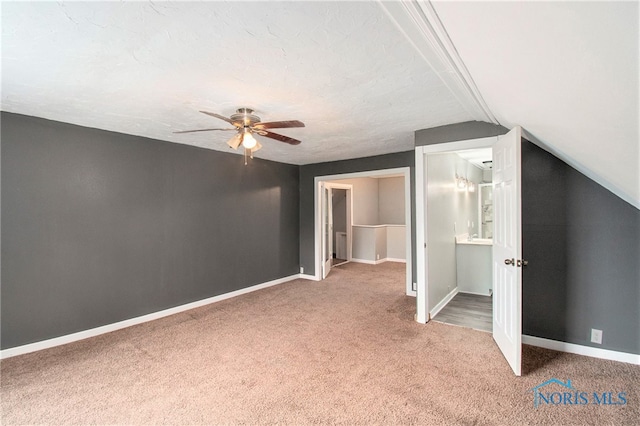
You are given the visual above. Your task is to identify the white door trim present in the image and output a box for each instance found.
[313,167,413,296]
[414,136,499,323]
[321,183,334,279]
[322,182,353,278]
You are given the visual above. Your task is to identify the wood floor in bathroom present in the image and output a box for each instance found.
[433,292,492,332]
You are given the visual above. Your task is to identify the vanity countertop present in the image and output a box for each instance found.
[456,234,493,246]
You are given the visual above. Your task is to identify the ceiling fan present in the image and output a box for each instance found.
[175,108,305,164]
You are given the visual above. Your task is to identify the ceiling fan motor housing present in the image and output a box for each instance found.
[231,108,261,127]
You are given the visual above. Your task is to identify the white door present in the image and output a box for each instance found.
[321,183,333,279]
[492,126,523,376]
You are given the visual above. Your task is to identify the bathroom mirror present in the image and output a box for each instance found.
[478,183,493,239]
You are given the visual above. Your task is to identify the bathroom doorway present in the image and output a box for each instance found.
[416,128,525,375]
[423,146,494,331]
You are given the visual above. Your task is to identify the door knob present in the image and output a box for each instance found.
[504,258,515,265]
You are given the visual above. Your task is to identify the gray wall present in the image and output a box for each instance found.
[332,189,347,255]
[522,139,640,355]
[416,121,638,355]
[415,121,507,146]
[1,112,300,349]
[299,152,415,280]
[332,189,347,234]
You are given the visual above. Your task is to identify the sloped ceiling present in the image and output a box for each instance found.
[431,1,639,207]
[2,1,638,207]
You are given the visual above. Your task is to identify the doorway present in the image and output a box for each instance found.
[424,147,494,332]
[331,189,348,267]
[415,128,524,376]
[314,167,413,296]
[415,137,497,322]
[321,182,353,279]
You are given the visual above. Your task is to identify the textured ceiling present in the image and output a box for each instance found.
[2,1,638,207]
[1,1,473,165]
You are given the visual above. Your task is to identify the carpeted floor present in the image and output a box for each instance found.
[1,262,638,424]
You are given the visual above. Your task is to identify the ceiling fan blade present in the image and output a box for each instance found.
[226,133,242,150]
[253,120,305,130]
[260,130,302,145]
[200,110,240,127]
[173,128,236,134]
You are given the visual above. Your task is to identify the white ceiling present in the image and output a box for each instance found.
[433,1,639,207]
[456,148,492,170]
[2,1,638,207]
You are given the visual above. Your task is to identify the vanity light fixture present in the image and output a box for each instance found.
[456,174,476,192]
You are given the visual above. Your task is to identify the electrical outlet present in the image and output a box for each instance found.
[591,329,603,344]
[377,254,380,260]
[300,266,304,274]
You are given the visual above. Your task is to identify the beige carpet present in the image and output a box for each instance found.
[2,262,638,425]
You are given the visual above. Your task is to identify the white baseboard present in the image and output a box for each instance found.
[430,287,458,318]
[351,257,406,265]
[458,290,492,297]
[351,258,378,265]
[298,273,320,281]
[384,257,407,263]
[0,274,301,360]
[522,335,640,366]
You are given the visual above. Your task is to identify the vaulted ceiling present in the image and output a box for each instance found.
[2,1,638,207]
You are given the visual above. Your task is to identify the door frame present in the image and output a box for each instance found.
[414,136,499,323]
[321,182,352,279]
[314,167,414,296]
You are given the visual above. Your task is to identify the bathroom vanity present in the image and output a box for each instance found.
[456,235,493,296]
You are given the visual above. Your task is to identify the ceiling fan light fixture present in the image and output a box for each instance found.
[176,108,304,163]
[242,130,257,149]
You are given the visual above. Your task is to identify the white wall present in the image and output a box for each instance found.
[456,244,492,295]
[352,226,375,260]
[378,177,405,224]
[330,176,406,226]
[427,153,483,311]
[328,176,407,264]
[334,177,379,225]
[352,225,406,263]
[386,225,406,260]
[375,227,387,261]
